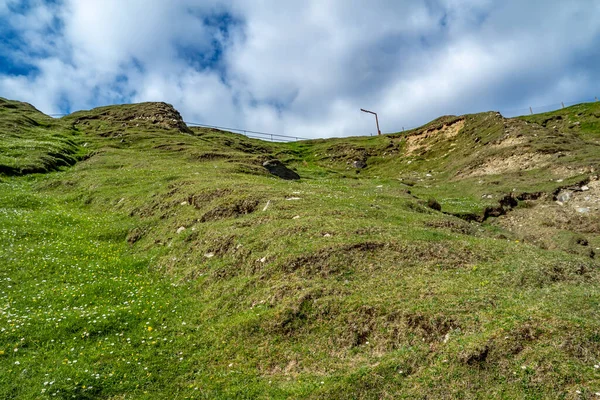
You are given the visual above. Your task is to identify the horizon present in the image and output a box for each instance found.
[1,1,599,138]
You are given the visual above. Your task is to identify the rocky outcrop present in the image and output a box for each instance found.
[262,159,300,180]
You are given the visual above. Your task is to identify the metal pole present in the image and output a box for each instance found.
[360,108,381,135]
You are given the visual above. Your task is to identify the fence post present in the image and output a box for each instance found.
[596,96,599,102]
[529,107,533,115]
[561,102,565,108]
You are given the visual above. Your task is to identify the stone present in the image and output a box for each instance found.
[176,226,186,234]
[556,191,572,203]
[262,159,300,180]
[352,160,367,169]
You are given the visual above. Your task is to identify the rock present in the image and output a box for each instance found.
[352,160,367,169]
[581,185,590,191]
[577,207,590,214]
[204,252,215,258]
[286,197,301,201]
[292,215,300,219]
[176,226,186,234]
[323,233,332,237]
[556,191,572,203]
[262,159,300,180]
[180,201,188,206]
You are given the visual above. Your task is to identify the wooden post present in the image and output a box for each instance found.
[529,107,533,115]
[561,102,565,108]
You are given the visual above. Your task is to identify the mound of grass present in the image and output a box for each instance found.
[0,98,82,175]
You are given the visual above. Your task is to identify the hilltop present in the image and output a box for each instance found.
[1,97,599,399]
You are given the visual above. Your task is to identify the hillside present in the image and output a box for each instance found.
[1,97,599,399]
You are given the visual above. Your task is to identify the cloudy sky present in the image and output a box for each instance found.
[1,0,599,138]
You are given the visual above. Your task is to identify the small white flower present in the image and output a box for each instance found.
[14,361,20,365]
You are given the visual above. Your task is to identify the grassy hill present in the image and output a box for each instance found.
[1,97,599,399]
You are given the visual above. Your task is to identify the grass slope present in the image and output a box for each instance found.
[1,100,599,399]
[0,98,82,175]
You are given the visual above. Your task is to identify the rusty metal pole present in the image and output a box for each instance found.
[360,108,381,135]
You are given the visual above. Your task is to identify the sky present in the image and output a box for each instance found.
[0,0,599,139]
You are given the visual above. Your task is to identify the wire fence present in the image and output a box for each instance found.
[499,96,599,118]
[184,121,309,142]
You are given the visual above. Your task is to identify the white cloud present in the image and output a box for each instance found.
[0,0,599,138]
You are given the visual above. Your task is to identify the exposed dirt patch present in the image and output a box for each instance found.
[492,135,528,148]
[450,193,519,223]
[460,344,490,366]
[284,242,385,276]
[339,308,460,351]
[267,289,334,336]
[200,198,260,222]
[459,153,554,178]
[405,118,465,155]
[187,189,232,209]
[322,143,368,163]
[126,227,146,245]
[424,218,478,236]
[191,152,234,161]
[152,143,187,151]
[283,240,481,277]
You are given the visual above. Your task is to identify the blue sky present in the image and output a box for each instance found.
[0,0,599,138]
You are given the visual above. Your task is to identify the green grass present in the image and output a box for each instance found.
[1,99,600,398]
[0,98,83,175]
